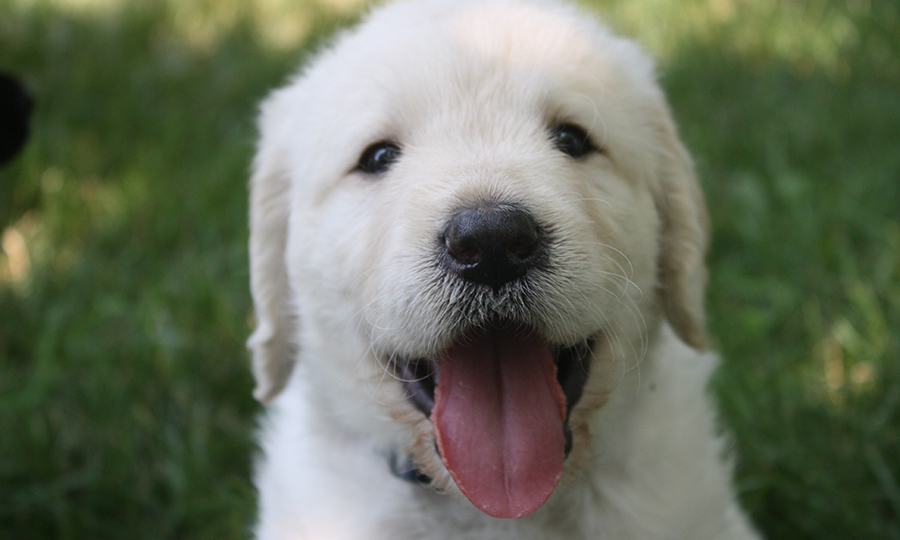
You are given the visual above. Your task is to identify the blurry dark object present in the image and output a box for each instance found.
[0,72,33,165]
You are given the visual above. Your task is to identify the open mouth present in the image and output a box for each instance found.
[392,322,593,519]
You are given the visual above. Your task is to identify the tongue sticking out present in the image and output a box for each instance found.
[431,327,567,519]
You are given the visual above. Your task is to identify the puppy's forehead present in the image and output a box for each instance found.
[278,0,664,190]
[359,0,627,67]
[445,1,611,75]
[317,0,656,127]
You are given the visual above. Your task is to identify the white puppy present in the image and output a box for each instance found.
[247,0,761,538]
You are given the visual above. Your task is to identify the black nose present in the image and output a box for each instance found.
[442,203,543,291]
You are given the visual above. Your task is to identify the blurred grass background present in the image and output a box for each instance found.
[0,0,898,538]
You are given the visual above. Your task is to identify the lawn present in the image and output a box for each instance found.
[1,0,898,538]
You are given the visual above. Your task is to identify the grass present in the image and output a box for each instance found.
[0,0,898,538]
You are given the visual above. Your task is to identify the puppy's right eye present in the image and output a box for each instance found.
[550,123,596,159]
[357,141,401,174]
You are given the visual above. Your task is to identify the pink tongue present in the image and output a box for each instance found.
[431,327,567,519]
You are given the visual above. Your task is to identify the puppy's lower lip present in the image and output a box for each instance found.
[395,357,438,416]
[393,329,593,421]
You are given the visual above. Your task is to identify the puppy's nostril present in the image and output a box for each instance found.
[445,224,482,266]
[446,239,481,266]
[506,230,538,261]
[442,203,542,290]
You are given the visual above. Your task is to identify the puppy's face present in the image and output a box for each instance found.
[249,0,708,520]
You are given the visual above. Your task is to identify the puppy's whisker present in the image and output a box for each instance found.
[569,193,615,212]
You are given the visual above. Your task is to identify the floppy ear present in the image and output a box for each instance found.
[247,129,296,403]
[653,104,710,350]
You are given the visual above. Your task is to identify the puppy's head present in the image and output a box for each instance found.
[248,0,707,519]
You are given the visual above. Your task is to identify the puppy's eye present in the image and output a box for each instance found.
[357,141,401,174]
[550,124,596,159]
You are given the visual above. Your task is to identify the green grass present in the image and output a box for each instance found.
[1,0,898,538]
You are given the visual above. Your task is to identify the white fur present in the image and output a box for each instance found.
[247,0,761,538]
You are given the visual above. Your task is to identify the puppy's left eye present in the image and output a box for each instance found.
[357,141,401,174]
[550,124,596,159]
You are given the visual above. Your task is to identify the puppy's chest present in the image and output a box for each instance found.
[369,482,608,540]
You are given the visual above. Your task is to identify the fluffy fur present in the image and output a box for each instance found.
[247,0,761,538]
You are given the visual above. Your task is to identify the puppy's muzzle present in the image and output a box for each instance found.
[390,200,595,517]
[400,200,593,457]
[440,202,546,292]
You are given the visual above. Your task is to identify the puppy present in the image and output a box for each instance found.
[247,0,761,538]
